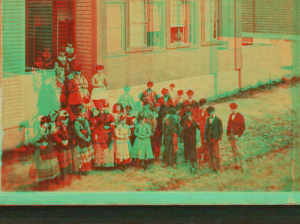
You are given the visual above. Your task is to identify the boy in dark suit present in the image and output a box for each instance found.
[204,106,223,173]
[140,81,160,110]
[227,102,246,170]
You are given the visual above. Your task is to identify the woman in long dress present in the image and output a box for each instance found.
[132,112,154,170]
[91,64,108,109]
[113,115,132,171]
[32,116,60,190]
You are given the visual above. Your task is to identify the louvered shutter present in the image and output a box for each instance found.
[75,0,97,87]
[25,0,52,71]
[2,0,25,74]
[255,0,294,35]
[242,0,254,34]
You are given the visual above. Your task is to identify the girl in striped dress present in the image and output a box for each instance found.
[52,111,73,185]
[113,115,132,171]
[74,106,93,179]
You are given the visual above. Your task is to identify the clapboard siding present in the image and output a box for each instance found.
[242,0,254,33]
[75,0,97,86]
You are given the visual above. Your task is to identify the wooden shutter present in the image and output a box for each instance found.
[242,0,254,34]
[75,0,97,87]
[25,0,52,71]
[255,0,294,35]
[2,0,25,74]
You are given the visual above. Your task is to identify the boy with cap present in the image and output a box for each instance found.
[227,102,245,170]
[181,107,201,173]
[196,98,209,166]
[204,106,223,173]
[140,81,160,109]
[118,86,135,109]
[174,90,186,116]
[162,107,181,168]
[183,90,198,112]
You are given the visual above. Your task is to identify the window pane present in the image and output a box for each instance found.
[147,3,162,47]
[106,3,124,53]
[129,0,145,48]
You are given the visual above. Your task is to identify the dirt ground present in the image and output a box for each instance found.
[2,81,298,192]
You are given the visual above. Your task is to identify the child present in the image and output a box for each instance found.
[97,100,116,168]
[74,67,89,104]
[33,116,60,190]
[74,106,93,179]
[33,52,44,70]
[66,71,82,120]
[125,105,136,146]
[118,86,135,109]
[54,50,69,87]
[52,111,73,185]
[91,64,108,109]
[42,48,53,69]
[112,103,125,126]
[65,41,75,70]
[89,108,99,169]
[113,115,132,171]
[169,83,176,101]
[132,112,154,170]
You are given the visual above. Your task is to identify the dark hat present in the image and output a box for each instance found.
[161,88,169,95]
[229,102,238,109]
[206,106,215,113]
[170,83,175,88]
[186,90,194,95]
[168,108,177,115]
[199,98,207,106]
[177,90,184,95]
[147,81,154,87]
[96,64,105,70]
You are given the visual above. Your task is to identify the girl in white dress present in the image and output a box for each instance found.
[114,115,132,171]
[91,64,108,109]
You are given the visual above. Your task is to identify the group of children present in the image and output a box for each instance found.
[31,58,246,189]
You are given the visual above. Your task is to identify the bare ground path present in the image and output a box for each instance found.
[2,82,298,192]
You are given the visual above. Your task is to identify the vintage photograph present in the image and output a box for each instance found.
[0,0,299,198]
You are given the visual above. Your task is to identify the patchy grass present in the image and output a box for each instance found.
[2,82,299,192]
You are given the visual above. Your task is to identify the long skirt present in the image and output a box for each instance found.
[132,137,154,160]
[114,139,132,164]
[93,142,113,167]
[35,156,60,182]
[56,149,72,174]
[77,145,94,172]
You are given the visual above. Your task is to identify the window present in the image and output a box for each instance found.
[167,0,197,49]
[201,0,218,45]
[25,0,74,71]
[104,0,165,56]
[103,2,126,56]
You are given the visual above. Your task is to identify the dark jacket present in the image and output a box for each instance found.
[226,112,245,137]
[204,116,223,141]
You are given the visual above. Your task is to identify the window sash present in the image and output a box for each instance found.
[103,2,126,57]
[201,0,218,46]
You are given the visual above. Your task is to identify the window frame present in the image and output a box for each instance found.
[201,0,218,46]
[166,0,198,50]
